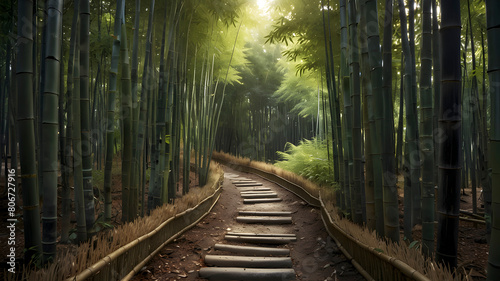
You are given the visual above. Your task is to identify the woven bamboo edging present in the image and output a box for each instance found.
[214,158,321,207]
[214,156,432,281]
[66,173,223,281]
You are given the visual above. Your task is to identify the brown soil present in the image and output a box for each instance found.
[131,165,364,281]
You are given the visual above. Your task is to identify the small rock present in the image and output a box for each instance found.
[323,263,331,269]
[178,274,187,278]
[188,270,195,274]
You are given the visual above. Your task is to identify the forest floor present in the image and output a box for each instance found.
[0,159,490,280]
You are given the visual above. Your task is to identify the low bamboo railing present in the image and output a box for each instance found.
[66,173,223,281]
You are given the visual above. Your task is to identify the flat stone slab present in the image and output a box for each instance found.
[230,177,250,181]
[240,193,278,199]
[214,243,290,256]
[226,232,296,238]
[234,183,263,187]
[232,180,257,184]
[225,235,296,244]
[243,198,283,204]
[204,255,293,268]
[240,190,275,194]
[199,267,296,280]
[239,187,272,192]
[238,211,293,216]
[236,216,292,224]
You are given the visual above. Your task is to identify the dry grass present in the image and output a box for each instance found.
[212,151,471,281]
[12,162,223,281]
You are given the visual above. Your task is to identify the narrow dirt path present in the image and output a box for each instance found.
[132,166,364,280]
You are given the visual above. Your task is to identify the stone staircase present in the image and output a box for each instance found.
[199,173,297,280]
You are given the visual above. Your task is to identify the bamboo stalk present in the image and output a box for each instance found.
[41,0,63,263]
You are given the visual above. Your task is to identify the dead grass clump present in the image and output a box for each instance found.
[13,163,223,281]
[212,151,321,197]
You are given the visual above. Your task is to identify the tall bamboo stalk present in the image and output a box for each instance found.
[80,0,95,232]
[339,0,352,219]
[40,0,62,262]
[358,0,375,229]
[129,0,141,221]
[398,0,419,240]
[348,0,363,225]
[486,1,500,279]
[432,0,441,185]
[120,18,133,222]
[436,0,461,269]
[135,0,155,217]
[17,0,42,262]
[72,17,87,243]
[149,4,171,210]
[61,0,79,243]
[419,0,434,257]
[364,0,388,238]
[103,0,124,221]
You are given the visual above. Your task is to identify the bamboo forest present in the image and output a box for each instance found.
[1,0,500,280]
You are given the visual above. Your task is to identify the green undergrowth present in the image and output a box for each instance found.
[274,138,336,188]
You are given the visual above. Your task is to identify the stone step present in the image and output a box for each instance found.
[199,267,295,280]
[234,182,263,187]
[240,193,278,199]
[204,255,292,268]
[232,180,257,184]
[240,190,275,194]
[243,198,283,204]
[236,216,292,224]
[238,211,293,216]
[225,235,296,244]
[239,187,272,192]
[226,232,296,238]
[214,243,290,256]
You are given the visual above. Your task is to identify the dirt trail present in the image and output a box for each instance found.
[132,166,364,280]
